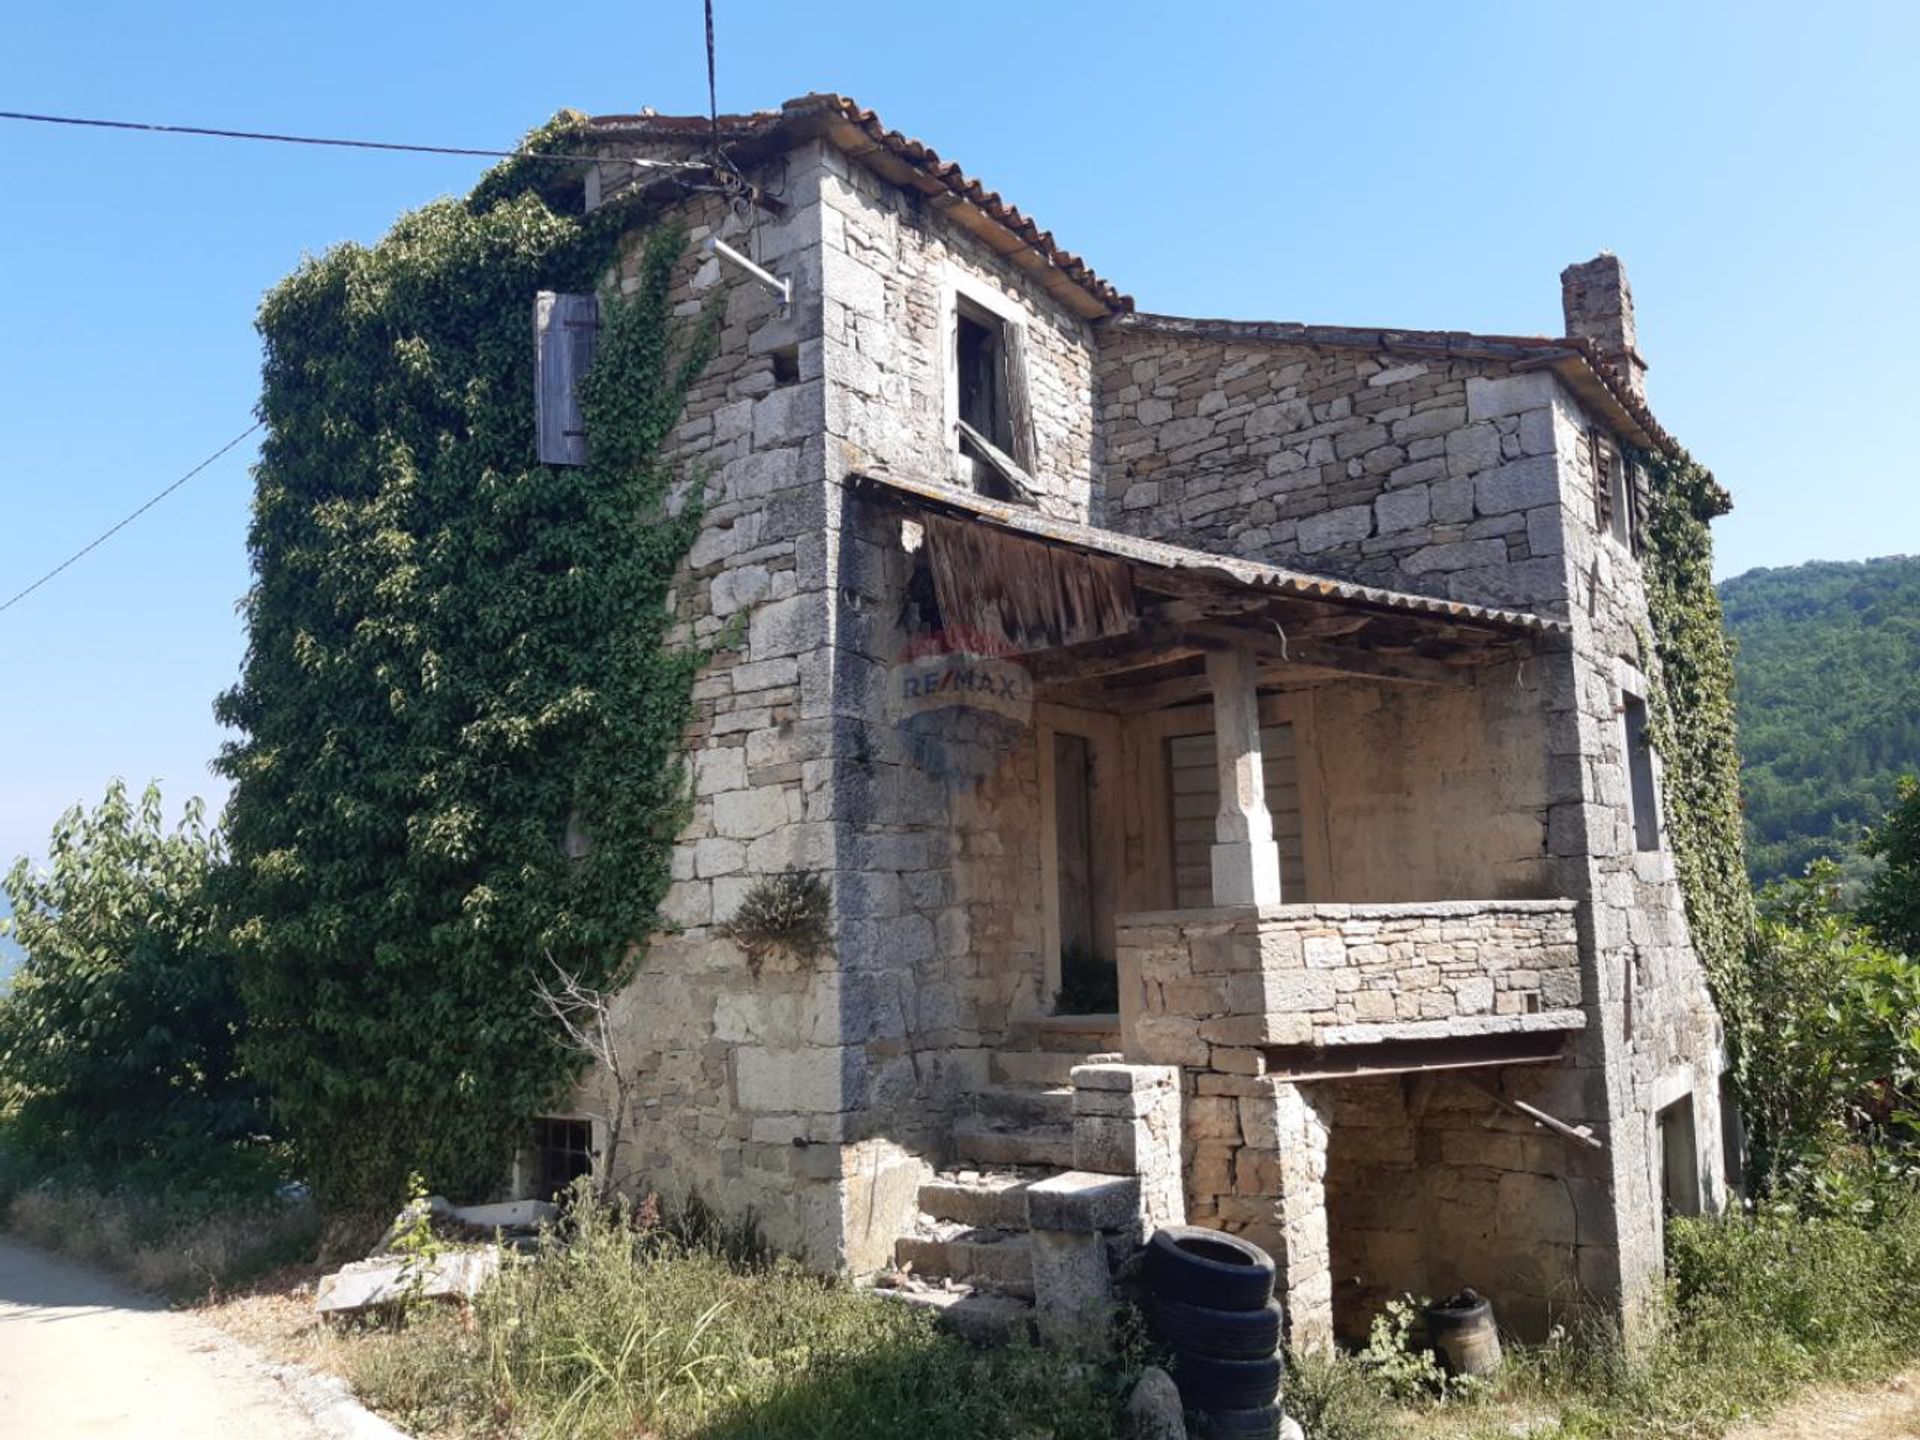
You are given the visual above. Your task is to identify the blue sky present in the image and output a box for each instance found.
[0,0,1915,884]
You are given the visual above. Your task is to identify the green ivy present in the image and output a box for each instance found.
[1635,446,1758,1076]
[216,116,718,1213]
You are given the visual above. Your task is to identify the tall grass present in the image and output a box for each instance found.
[2,1179,320,1299]
[346,1187,1139,1440]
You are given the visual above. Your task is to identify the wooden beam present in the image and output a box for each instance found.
[1182,621,1473,687]
[1264,1030,1570,1082]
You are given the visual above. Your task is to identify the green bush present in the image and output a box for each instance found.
[0,781,265,1179]
[1745,858,1920,1192]
[346,1185,1139,1440]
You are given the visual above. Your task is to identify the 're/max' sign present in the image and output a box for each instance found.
[889,651,1033,725]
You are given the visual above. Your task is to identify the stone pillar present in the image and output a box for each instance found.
[1237,1079,1333,1354]
[1205,646,1283,907]
[1023,1064,1186,1346]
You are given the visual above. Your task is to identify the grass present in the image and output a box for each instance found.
[1298,1192,1920,1440]
[2,1176,320,1301]
[335,1188,1142,1440]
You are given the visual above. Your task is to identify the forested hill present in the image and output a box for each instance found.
[1721,554,1920,885]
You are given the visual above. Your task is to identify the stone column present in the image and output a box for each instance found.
[1234,1079,1333,1354]
[1205,647,1283,906]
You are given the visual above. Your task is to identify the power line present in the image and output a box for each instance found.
[0,110,707,172]
[0,422,263,617]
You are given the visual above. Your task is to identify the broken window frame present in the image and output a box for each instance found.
[943,273,1037,503]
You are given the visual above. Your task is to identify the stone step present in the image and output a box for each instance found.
[873,1282,1032,1343]
[918,1170,1037,1230]
[952,1116,1076,1169]
[970,1085,1073,1127]
[989,1049,1083,1088]
[895,1229,1035,1298]
[1007,1013,1123,1055]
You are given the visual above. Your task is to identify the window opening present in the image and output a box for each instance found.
[531,1116,595,1200]
[1657,1095,1702,1218]
[769,344,801,386]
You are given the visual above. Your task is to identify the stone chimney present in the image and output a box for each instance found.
[1560,252,1647,404]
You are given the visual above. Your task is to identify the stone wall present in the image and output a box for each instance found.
[1117,901,1583,1061]
[556,142,869,1267]
[820,150,1098,520]
[1320,1074,1610,1341]
[1096,323,1570,614]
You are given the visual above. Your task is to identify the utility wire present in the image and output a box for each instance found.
[0,422,263,616]
[0,110,708,171]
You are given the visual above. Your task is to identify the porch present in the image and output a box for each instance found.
[854,473,1603,1343]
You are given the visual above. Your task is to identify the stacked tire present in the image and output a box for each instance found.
[1146,1226,1286,1439]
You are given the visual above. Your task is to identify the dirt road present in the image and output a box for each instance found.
[0,1238,334,1439]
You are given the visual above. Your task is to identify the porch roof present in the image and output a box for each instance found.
[852,471,1567,704]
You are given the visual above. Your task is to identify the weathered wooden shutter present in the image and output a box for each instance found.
[1588,428,1615,533]
[1001,321,1036,472]
[535,291,599,466]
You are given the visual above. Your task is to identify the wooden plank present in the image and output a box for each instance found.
[1183,621,1471,687]
[1002,321,1037,473]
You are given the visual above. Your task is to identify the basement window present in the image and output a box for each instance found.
[530,1116,596,1201]
[1623,692,1661,852]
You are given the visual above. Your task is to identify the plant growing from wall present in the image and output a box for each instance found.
[1634,447,1759,1079]
[719,870,832,972]
[217,117,718,1215]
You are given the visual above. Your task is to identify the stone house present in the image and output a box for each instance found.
[535,93,1732,1347]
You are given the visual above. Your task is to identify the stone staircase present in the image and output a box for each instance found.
[891,1014,1122,1301]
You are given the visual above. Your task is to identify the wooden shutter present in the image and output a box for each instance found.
[1001,321,1037,473]
[535,291,599,466]
[1589,428,1615,533]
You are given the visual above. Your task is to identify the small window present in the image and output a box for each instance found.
[1623,692,1660,852]
[951,295,1034,500]
[769,344,801,386]
[531,1116,595,1200]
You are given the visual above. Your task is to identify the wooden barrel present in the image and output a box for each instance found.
[1425,1290,1503,1377]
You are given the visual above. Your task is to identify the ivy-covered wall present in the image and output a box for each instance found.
[217,118,717,1211]
[1636,447,1757,1073]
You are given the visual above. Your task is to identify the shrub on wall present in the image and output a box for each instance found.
[216,119,717,1214]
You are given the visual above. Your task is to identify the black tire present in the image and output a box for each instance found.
[1151,1295,1284,1360]
[1192,1401,1285,1439]
[1171,1351,1284,1412]
[1146,1226,1276,1311]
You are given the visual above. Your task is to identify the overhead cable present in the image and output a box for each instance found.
[0,109,706,172]
[0,422,263,616]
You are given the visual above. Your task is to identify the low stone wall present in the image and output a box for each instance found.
[1117,900,1581,1065]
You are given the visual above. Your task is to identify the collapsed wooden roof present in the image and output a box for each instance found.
[852,472,1567,713]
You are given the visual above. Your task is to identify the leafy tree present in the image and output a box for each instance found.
[0,782,260,1177]
[216,124,715,1215]
[1862,775,1920,958]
